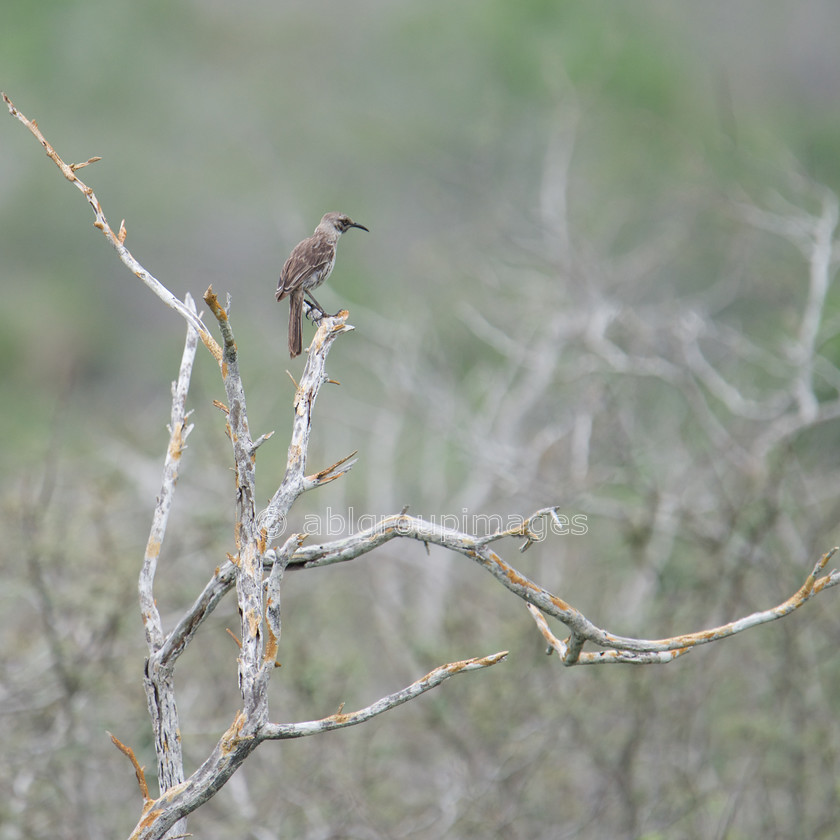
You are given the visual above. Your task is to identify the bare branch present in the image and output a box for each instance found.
[261,651,509,739]
[290,513,840,660]
[203,286,267,724]
[108,732,152,806]
[264,533,305,664]
[2,92,222,362]
[474,506,565,552]
[135,311,199,814]
[131,640,500,840]
[140,298,199,654]
[127,711,261,840]
[248,430,275,455]
[303,449,359,491]
[258,310,354,538]
[128,642,503,840]
[157,561,237,666]
[527,606,691,665]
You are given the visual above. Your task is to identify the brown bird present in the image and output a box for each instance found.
[276,212,368,357]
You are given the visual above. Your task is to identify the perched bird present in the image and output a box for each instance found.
[276,212,368,357]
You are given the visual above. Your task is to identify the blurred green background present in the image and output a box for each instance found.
[4,2,840,838]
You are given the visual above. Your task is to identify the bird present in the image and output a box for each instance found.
[276,212,368,357]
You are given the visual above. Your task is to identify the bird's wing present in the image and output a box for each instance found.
[276,238,335,300]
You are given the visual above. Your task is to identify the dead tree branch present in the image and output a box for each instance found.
[7,92,840,840]
[2,92,222,362]
[287,515,840,663]
[260,652,510,739]
[139,304,198,829]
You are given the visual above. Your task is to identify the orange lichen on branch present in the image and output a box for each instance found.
[203,286,225,320]
[220,710,248,754]
[135,807,165,833]
[245,608,261,639]
[166,427,185,460]
[263,627,279,665]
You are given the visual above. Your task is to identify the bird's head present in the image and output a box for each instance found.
[319,212,369,235]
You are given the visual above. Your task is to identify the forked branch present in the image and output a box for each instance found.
[288,515,840,663]
[8,92,840,840]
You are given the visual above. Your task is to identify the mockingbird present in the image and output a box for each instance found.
[276,212,368,357]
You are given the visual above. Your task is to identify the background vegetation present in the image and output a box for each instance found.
[3,2,840,838]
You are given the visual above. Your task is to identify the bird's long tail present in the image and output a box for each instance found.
[288,290,303,358]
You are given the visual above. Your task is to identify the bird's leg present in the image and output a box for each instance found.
[302,295,324,322]
[304,291,339,319]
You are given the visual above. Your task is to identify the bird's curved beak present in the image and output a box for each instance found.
[350,221,369,232]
